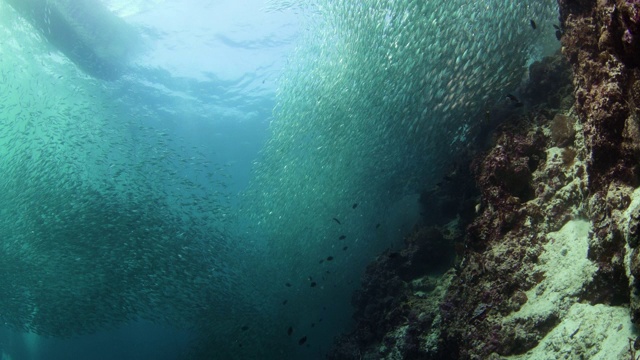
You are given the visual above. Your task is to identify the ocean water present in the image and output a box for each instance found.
[0,0,559,359]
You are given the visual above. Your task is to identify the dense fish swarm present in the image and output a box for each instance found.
[0,4,238,338]
[237,0,559,356]
[245,0,560,291]
[249,0,558,250]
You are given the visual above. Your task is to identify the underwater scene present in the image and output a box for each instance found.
[1,0,640,359]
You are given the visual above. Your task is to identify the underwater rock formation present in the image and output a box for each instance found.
[331,0,640,358]
[330,43,640,357]
[558,0,640,335]
[441,79,589,358]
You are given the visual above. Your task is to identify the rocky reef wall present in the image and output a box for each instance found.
[329,0,640,358]
[558,0,640,322]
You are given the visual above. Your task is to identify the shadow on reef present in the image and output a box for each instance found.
[328,46,596,359]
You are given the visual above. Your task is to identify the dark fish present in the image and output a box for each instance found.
[310,281,317,287]
[388,252,400,259]
[506,93,519,102]
[339,235,346,240]
[343,246,348,251]
[326,256,334,261]
[555,30,563,40]
[506,94,524,107]
[311,323,315,327]
[376,223,381,229]
[332,218,341,224]
[553,24,561,30]
[530,19,537,30]
[288,326,293,336]
[241,325,249,331]
[298,336,307,345]
[352,203,358,209]
[285,282,292,287]
[282,300,288,305]
[319,259,324,264]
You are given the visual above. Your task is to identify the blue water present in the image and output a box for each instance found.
[0,322,189,360]
[0,0,559,359]
[0,0,297,358]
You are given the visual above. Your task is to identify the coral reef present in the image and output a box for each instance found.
[330,1,640,358]
[440,102,587,358]
[558,0,640,332]
[559,0,640,190]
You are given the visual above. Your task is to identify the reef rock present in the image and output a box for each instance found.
[331,1,640,358]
